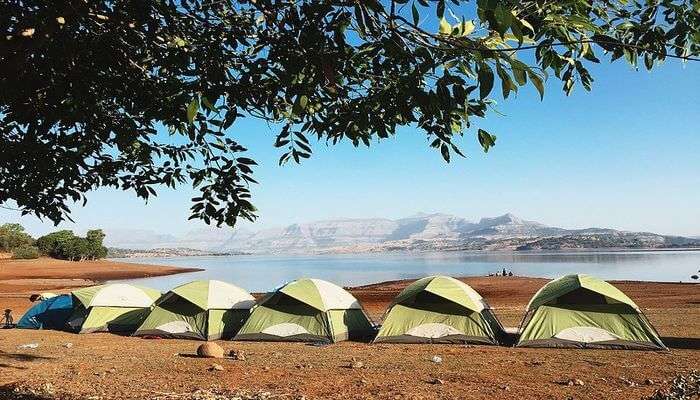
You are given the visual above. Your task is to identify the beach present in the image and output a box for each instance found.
[0,258,698,399]
[0,257,202,314]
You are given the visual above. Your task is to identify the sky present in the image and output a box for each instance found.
[2,57,699,238]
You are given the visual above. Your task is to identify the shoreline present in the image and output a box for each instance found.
[0,257,202,307]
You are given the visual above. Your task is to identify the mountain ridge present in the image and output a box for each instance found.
[103,213,700,254]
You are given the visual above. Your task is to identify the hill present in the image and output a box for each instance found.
[103,213,700,254]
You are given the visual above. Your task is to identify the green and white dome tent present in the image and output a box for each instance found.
[134,280,255,340]
[516,274,666,350]
[374,276,505,344]
[67,284,161,334]
[234,278,374,343]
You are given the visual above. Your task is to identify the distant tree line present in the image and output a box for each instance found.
[36,230,108,261]
[0,223,38,259]
[0,223,108,261]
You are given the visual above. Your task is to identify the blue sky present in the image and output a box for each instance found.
[2,58,699,237]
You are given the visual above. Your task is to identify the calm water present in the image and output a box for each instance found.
[112,250,700,292]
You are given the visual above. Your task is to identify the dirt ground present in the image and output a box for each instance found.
[0,259,698,399]
[0,257,202,312]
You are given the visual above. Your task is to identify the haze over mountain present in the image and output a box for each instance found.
[104,213,700,254]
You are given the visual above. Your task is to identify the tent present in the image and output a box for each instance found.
[67,284,161,334]
[17,294,73,330]
[517,274,666,350]
[374,276,504,344]
[133,280,255,340]
[234,278,374,343]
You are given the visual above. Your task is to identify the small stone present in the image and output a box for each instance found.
[229,350,246,361]
[263,366,270,371]
[209,363,224,372]
[40,383,55,395]
[573,379,585,386]
[620,377,637,387]
[430,378,444,385]
[431,356,442,364]
[499,385,510,391]
[197,342,224,359]
[63,343,73,348]
[645,379,655,385]
[350,361,364,369]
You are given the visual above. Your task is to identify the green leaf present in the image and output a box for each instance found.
[477,129,497,153]
[187,98,199,124]
[461,20,475,36]
[440,143,450,162]
[528,71,545,100]
[478,64,494,99]
[439,17,451,35]
[201,96,216,112]
[493,5,512,35]
[510,60,527,86]
[292,95,308,116]
[436,0,445,18]
[496,63,512,99]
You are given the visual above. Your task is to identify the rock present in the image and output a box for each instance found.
[263,366,270,371]
[350,361,364,369]
[573,379,585,386]
[620,377,637,387]
[209,363,224,372]
[645,379,655,385]
[430,378,444,385]
[499,385,510,391]
[229,350,246,361]
[431,356,442,364]
[620,376,637,387]
[63,343,73,349]
[197,342,224,358]
[40,383,55,395]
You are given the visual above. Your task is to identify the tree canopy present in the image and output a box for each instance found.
[2,0,698,227]
[0,223,34,252]
[35,229,108,261]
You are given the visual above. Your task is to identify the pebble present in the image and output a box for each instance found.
[430,378,444,385]
[431,356,442,364]
[350,361,364,369]
[63,343,73,348]
[209,363,224,372]
[229,350,246,361]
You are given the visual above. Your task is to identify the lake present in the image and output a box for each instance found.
[112,250,700,292]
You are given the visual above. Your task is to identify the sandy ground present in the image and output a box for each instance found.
[0,257,202,312]
[0,260,698,399]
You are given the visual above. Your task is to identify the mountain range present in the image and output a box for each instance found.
[104,213,700,254]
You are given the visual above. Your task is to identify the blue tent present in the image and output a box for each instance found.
[17,294,73,330]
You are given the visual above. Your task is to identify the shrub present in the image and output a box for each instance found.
[12,245,40,259]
